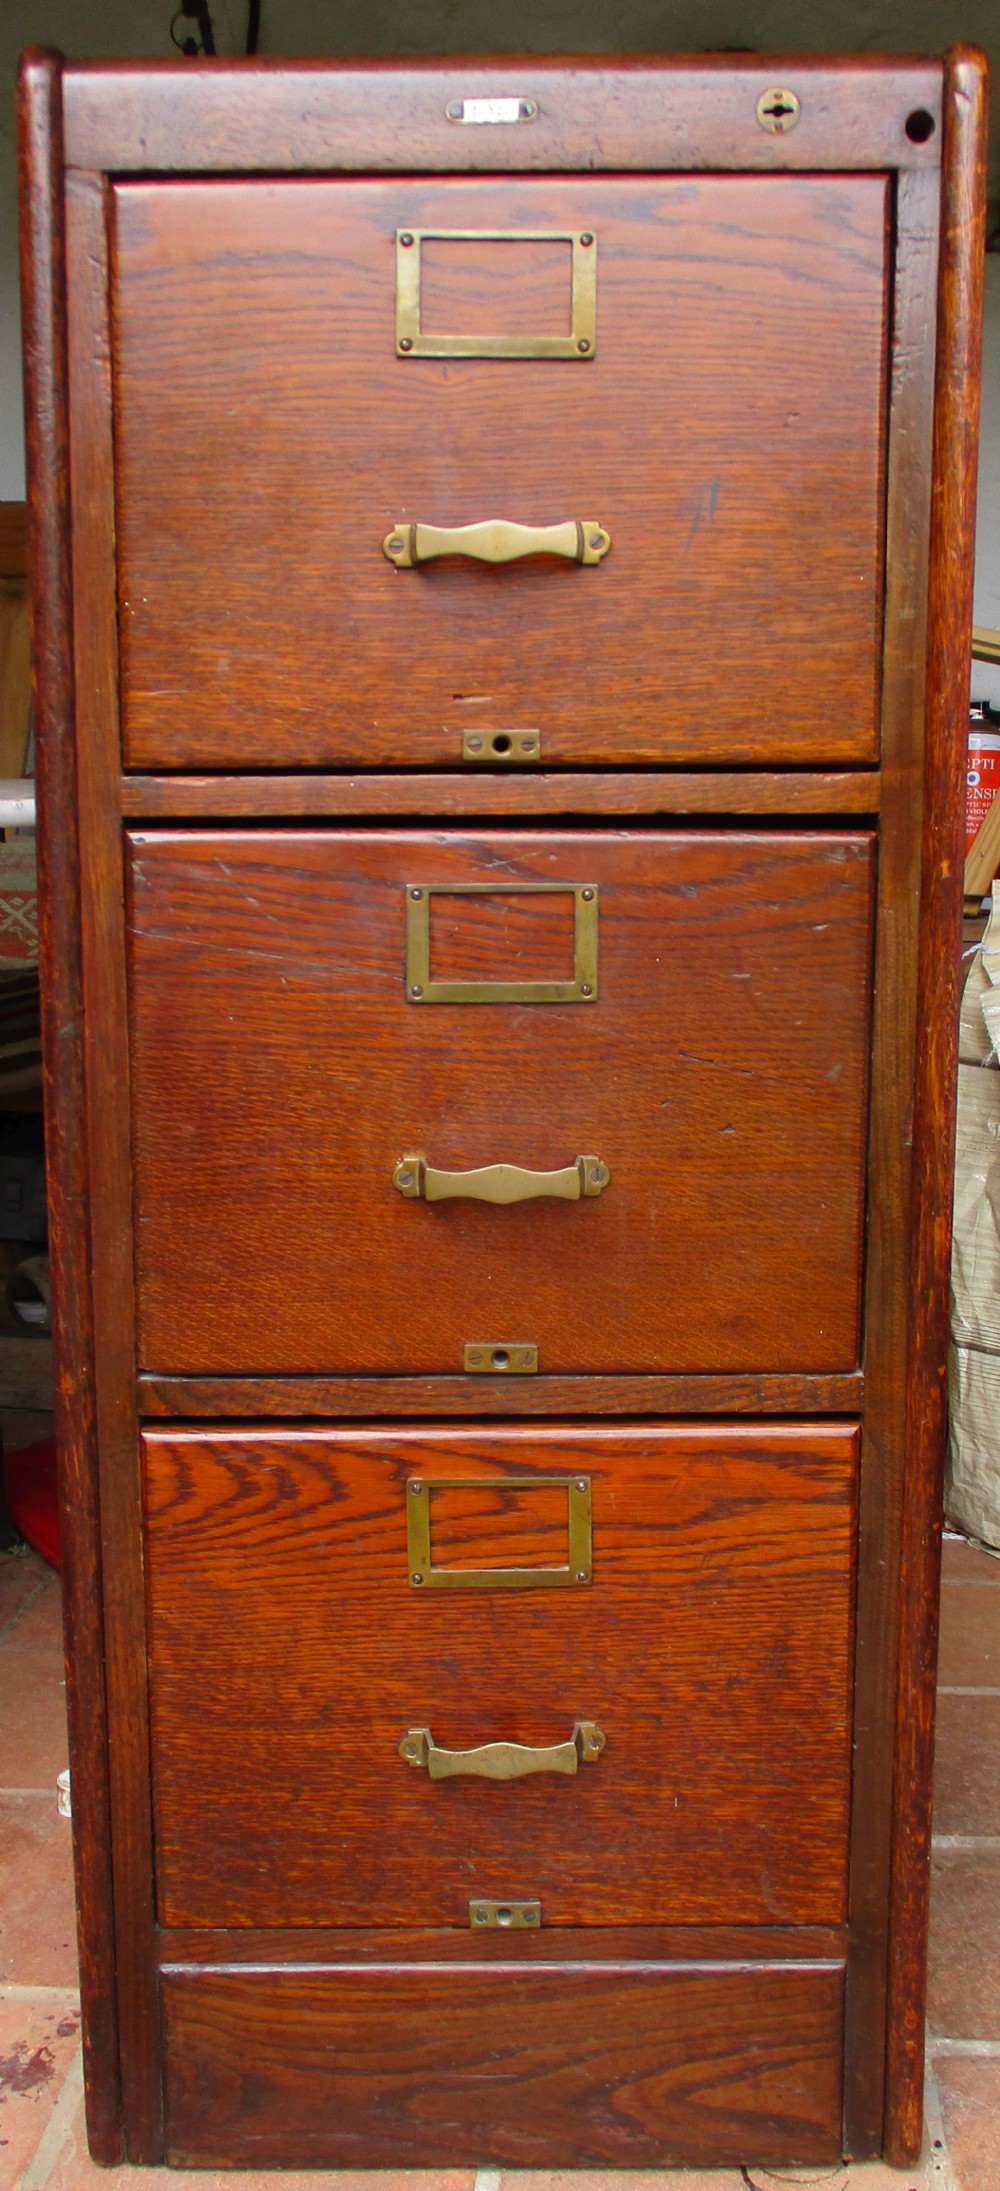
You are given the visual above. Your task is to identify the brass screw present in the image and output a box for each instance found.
[410,1480,422,1494]
[410,887,423,899]
[576,1570,589,1583]
[756,87,800,133]
[581,983,593,997]
[589,535,604,551]
[577,338,591,354]
[400,232,415,246]
[388,537,404,554]
[411,1572,424,1585]
[576,1479,588,1492]
[580,231,594,246]
[467,736,483,753]
[581,888,594,900]
[410,984,423,997]
[399,337,414,352]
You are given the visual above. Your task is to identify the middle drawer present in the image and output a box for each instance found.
[126,827,874,1377]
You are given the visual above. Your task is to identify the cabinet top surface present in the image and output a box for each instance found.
[51,50,951,176]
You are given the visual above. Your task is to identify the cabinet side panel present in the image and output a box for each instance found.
[16,48,122,2166]
[885,42,990,2167]
[65,169,162,2159]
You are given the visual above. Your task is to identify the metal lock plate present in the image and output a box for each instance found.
[470,1899,542,1929]
[464,1344,538,1374]
[462,729,540,764]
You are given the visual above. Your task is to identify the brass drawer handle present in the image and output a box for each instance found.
[393,1152,610,1203]
[383,519,611,567]
[398,1721,606,1781]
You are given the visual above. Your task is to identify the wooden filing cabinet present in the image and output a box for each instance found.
[18,46,987,2172]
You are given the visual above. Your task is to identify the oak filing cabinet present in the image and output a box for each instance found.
[18,45,987,2172]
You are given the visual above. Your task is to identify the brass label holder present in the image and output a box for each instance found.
[395,228,597,360]
[406,1473,592,1590]
[405,881,598,1005]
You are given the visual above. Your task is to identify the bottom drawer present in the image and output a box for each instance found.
[160,1944,845,2168]
[144,1421,858,1928]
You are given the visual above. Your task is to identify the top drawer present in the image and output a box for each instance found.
[112,173,888,772]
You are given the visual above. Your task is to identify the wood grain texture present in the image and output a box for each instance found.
[62,54,942,178]
[127,828,874,1376]
[160,1959,845,2168]
[16,51,122,2168]
[118,771,882,819]
[112,175,888,771]
[138,1369,864,1418]
[64,170,162,2161]
[840,160,943,2157]
[884,45,990,2169]
[143,1422,858,1929]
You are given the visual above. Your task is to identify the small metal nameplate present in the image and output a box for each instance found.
[446,97,537,124]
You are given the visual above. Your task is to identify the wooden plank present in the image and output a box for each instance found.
[64,167,162,2162]
[841,161,941,2157]
[885,43,990,2168]
[63,54,942,178]
[15,50,123,2168]
[160,1959,845,2168]
[119,771,882,820]
[139,1370,864,1418]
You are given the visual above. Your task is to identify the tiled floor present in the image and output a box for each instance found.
[2,1461,998,2189]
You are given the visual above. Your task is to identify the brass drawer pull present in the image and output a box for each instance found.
[393,1153,610,1203]
[398,1720,606,1781]
[383,519,611,567]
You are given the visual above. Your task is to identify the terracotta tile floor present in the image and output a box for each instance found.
[2,1480,998,2189]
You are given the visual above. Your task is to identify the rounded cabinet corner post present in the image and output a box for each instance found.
[18,41,128,2170]
[31,48,983,2178]
[883,40,989,2172]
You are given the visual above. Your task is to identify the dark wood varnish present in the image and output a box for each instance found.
[127,829,874,1377]
[112,174,887,771]
[138,1369,864,1417]
[118,771,882,820]
[160,1959,845,2168]
[16,48,123,2166]
[143,1422,858,1930]
[885,45,990,2166]
[19,47,988,2174]
[62,55,942,177]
